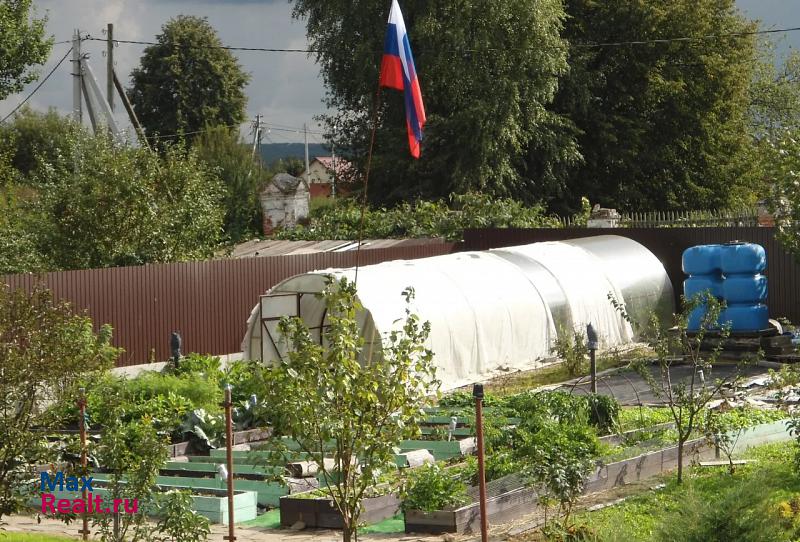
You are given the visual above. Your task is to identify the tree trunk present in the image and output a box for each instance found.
[677,437,684,484]
[342,523,353,542]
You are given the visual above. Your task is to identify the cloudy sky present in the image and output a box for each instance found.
[0,0,798,144]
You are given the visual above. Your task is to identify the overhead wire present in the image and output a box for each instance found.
[0,46,73,124]
[80,25,800,54]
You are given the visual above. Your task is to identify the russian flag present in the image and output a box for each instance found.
[379,0,426,158]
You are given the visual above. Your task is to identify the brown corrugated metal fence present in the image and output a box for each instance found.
[4,227,798,366]
[464,227,800,324]
[2,244,457,366]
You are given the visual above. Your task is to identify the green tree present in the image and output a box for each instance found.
[195,126,264,242]
[0,0,52,100]
[0,106,82,179]
[766,133,800,258]
[0,185,48,274]
[34,133,225,269]
[292,0,572,205]
[0,286,119,520]
[546,0,761,214]
[128,15,250,140]
[262,278,439,542]
[614,291,745,484]
[749,48,800,138]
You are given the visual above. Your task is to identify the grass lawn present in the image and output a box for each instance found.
[475,345,653,396]
[569,441,800,542]
[0,534,79,541]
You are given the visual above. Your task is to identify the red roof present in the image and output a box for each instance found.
[314,156,353,174]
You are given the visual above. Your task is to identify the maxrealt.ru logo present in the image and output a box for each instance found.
[40,472,138,515]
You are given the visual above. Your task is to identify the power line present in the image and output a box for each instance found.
[0,47,73,124]
[80,25,800,54]
[572,25,800,49]
[144,122,248,140]
[84,37,316,53]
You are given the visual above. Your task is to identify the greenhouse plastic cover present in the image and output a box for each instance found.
[242,235,673,391]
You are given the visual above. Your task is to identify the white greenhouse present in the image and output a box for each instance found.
[242,235,673,390]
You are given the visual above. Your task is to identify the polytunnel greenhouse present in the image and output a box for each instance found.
[242,235,674,390]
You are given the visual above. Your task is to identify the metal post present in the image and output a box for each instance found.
[77,388,89,541]
[72,29,82,123]
[331,122,338,198]
[473,384,489,542]
[106,23,114,112]
[170,331,182,365]
[304,123,310,184]
[587,323,598,394]
[224,385,236,541]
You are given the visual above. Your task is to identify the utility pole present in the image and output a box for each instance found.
[331,122,338,198]
[106,23,114,112]
[251,114,263,160]
[72,29,82,123]
[304,123,310,183]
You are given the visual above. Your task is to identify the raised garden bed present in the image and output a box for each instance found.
[161,460,283,479]
[41,484,258,524]
[404,437,717,534]
[91,473,316,508]
[398,438,476,460]
[279,490,400,529]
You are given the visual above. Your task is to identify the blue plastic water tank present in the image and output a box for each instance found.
[682,245,722,275]
[688,305,720,331]
[722,275,768,304]
[683,242,769,332]
[684,276,723,299]
[720,305,769,332]
[720,243,766,274]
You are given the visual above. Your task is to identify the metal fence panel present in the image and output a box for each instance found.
[2,244,457,366]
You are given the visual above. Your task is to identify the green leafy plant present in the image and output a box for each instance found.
[517,421,601,530]
[703,406,785,475]
[153,489,211,542]
[401,463,469,512]
[275,193,560,242]
[260,278,439,542]
[552,327,589,377]
[768,365,800,390]
[611,290,746,484]
[0,286,118,521]
[179,409,225,450]
[92,419,169,542]
[585,394,621,435]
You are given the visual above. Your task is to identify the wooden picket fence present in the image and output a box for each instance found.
[557,207,760,228]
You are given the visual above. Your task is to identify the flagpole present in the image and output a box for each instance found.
[354,82,383,285]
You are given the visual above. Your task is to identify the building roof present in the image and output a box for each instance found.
[313,156,353,175]
[228,237,448,259]
[265,173,306,194]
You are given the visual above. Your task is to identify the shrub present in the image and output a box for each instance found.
[0,286,119,520]
[653,470,788,542]
[552,327,589,377]
[585,394,621,435]
[274,192,560,242]
[153,489,211,542]
[402,463,470,512]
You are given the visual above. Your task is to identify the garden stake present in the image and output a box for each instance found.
[77,387,89,541]
[587,323,599,394]
[473,384,489,542]
[224,385,236,541]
